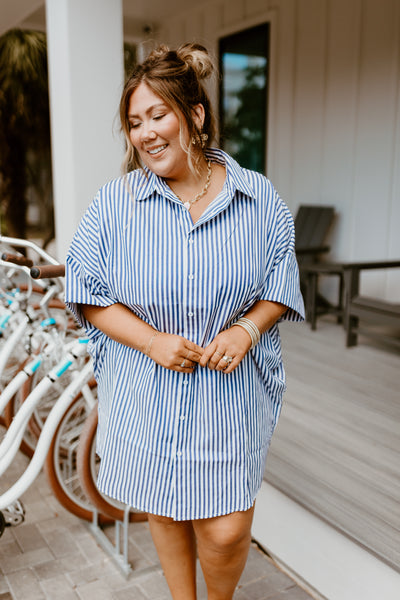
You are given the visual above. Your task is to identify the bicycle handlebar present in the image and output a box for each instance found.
[0,235,60,266]
[30,264,66,279]
[1,253,34,268]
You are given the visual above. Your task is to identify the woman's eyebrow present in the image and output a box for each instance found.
[128,103,167,119]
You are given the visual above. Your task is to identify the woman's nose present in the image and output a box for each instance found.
[141,122,157,142]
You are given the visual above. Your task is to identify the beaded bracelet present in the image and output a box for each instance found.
[145,331,160,357]
[232,317,261,349]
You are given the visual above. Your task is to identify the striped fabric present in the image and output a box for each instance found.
[65,148,304,520]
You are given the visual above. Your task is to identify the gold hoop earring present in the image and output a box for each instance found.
[191,133,208,148]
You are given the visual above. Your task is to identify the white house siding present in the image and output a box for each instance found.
[157,0,400,299]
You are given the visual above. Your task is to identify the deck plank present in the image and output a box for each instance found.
[265,318,400,571]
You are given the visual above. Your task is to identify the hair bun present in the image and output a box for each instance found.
[146,44,170,63]
[177,43,214,80]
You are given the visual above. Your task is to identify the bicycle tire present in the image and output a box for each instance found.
[45,385,112,525]
[77,402,147,523]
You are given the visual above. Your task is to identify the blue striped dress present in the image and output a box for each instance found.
[65,148,304,520]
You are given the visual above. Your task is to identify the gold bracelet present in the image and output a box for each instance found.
[145,331,160,357]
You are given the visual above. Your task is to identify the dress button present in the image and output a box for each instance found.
[180,415,186,421]
[177,451,182,457]
[183,380,188,385]
[188,312,194,317]
[188,274,194,280]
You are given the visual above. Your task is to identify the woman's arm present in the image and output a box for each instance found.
[239,299,287,335]
[199,299,287,374]
[81,303,204,372]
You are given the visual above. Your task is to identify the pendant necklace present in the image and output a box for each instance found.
[173,160,212,210]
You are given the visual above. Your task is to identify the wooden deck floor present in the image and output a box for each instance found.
[265,317,400,572]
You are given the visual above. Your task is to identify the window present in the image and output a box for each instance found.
[219,23,270,174]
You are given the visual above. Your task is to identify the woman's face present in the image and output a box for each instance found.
[127,82,192,182]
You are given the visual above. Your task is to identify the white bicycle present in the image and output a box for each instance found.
[0,254,146,541]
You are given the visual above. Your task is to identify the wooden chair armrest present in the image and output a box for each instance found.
[343,260,400,271]
[296,246,330,256]
[343,260,400,305]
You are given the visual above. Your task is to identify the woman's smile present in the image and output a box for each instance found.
[147,144,168,156]
[128,82,190,181]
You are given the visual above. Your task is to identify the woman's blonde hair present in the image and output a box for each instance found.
[119,43,216,175]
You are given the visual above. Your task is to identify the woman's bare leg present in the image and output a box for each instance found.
[147,513,197,600]
[192,506,254,600]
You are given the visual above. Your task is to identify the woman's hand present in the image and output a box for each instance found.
[150,332,204,372]
[199,326,252,374]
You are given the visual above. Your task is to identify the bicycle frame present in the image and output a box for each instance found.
[0,338,89,470]
[0,358,94,510]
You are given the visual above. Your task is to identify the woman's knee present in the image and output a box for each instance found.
[194,509,253,554]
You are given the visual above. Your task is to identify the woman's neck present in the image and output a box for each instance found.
[165,157,210,203]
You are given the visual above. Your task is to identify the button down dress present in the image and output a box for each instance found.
[65,148,304,520]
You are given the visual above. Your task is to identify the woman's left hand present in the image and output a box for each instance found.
[199,326,252,374]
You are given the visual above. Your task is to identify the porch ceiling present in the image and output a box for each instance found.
[0,0,43,36]
[0,0,207,37]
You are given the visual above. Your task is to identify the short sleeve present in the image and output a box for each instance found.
[259,192,305,322]
[64,194,117,339]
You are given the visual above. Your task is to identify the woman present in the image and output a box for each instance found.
[65,43,304,600]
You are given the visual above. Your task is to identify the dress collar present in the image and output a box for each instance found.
[131,147,256,202]
[204,148,255,199]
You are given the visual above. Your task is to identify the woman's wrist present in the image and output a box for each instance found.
[231,317,261,349]
[145,331,160,357]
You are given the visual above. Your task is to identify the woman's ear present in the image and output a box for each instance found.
[192,103,205,129]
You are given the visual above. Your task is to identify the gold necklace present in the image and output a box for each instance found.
[173,160,212,210]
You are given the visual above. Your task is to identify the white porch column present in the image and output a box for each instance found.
[46,0,124,260]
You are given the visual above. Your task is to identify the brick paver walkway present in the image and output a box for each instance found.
[0,438,314,600]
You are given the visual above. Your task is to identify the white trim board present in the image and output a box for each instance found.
[252,482,400,600]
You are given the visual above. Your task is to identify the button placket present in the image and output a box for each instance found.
[174,231,195,494]
[175,376,190,461]
[176,370,194,520]
[186,231,196,325]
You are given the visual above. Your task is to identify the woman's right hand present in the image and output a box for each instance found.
[80,304,204,372]
[149,332,204,372]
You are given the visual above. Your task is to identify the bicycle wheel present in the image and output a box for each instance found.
[77,402,147,523]
[45,383,112,524]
